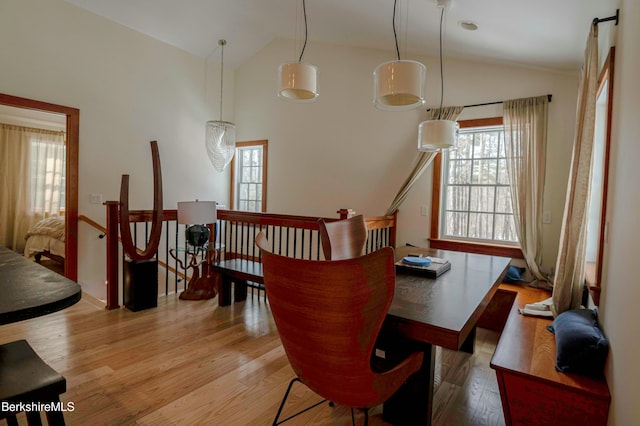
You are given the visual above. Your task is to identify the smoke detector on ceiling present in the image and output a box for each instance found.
[459,20,479,31]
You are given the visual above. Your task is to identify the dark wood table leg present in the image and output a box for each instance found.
[460,326,477,354]
[234,279,248,303]
[218,276,232,307]
[383,343,436,426]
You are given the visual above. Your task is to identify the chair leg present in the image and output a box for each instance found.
[46,410,66,426]
[25,410,42,426]
[350,408,369,426]
[272,377,326,425]
[273,378,299,426]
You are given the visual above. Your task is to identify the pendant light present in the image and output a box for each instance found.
[206,39,236,172]
[278,0,319,102]
[418,3,459,151]
[374,0,426,111]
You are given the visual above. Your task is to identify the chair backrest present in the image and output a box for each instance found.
[255,231,397,408]
[317,214,367,260]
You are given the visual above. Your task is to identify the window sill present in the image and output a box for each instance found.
[428,238,524,259]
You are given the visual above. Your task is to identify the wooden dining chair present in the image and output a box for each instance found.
[317,214,367,260]
[0,340,67,426]
[256,231,423,425]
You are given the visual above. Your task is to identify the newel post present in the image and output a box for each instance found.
[105,201,120,310]
[390,210,398,248]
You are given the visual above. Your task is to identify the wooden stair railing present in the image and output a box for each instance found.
[103,206,398,310]
[79,214,188,309]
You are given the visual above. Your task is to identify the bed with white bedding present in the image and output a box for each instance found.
[23,216,65,264]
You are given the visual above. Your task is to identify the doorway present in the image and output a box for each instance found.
[0,93,79,281]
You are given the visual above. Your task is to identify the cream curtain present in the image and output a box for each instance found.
[0,123,65,252]
[385,106,464,216]
[552,24,599,315]
[503,95,549,284]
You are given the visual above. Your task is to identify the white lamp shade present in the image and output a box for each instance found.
[418,119,459,151]
[205,120,236,172]
[278,62,319,102]
[177,201,217,225]
[373,60,426,111]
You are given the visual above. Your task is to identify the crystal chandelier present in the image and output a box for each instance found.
[206,39,236,172]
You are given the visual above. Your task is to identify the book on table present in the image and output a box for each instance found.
[395,256,451,278]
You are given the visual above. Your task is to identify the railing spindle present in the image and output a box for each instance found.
[104,208,397,307]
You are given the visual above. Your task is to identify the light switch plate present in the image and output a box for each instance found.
[90,194,103,204]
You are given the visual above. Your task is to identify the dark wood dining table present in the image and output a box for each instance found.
[0,246,81,325]
[211,244,510,425]
[381,245,511,426]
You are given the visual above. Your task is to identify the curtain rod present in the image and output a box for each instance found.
[593,9,619,26]
[427,94,552,111]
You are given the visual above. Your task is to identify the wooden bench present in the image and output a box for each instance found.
[489,283,610,426]
[211,259,263,306]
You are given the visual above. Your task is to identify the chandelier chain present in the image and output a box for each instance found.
[298,0,308,63]
[219,39,226,121]
[438,7,445,119]
[392,0,400,61]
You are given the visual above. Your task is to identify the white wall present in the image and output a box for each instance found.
[235,38,579,272]
[0,0,232,297]
[600,0,640,424]
[3,0,638,422]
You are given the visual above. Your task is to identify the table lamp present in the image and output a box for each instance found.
[177,201,217,249]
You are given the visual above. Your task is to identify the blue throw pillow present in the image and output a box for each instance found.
[503,265,525,283]
[547,308,609,376]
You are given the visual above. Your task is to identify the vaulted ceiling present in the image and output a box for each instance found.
[65,0,618,71]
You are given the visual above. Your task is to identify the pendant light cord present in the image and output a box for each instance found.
[219,39,226,121]
[437,7,445,119]
[298,0,308,63]
[393,0,400,61]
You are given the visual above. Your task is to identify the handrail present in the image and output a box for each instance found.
[79,214,106,234]
[217,210,337,230]
[104,205,398,310]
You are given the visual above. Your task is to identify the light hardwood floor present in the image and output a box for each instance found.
[0,292,505,425]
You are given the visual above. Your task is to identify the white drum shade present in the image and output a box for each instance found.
[177,201,217,225]
[418,119,459,151]
[278,62,319,102]
[373,60,426,111]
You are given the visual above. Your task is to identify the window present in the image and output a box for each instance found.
[30,138,66,214]
[431,117,522,257]
[230,140,267,212]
